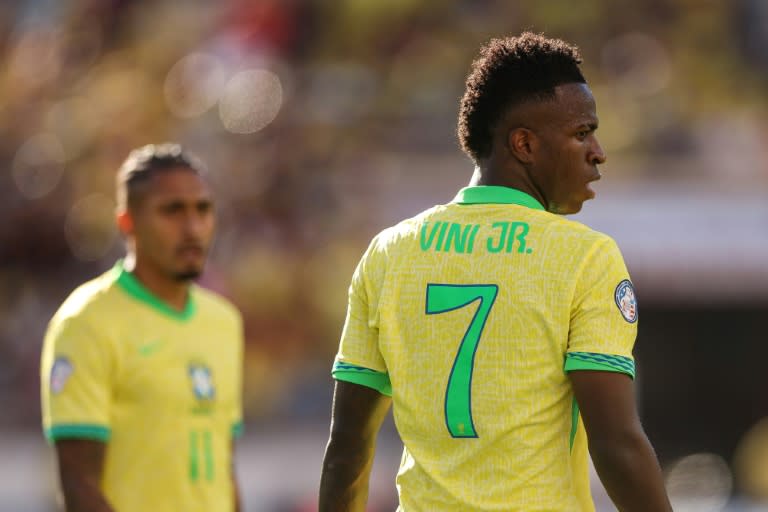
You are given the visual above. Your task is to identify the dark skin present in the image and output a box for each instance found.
[56,440,113,512]
[320,83,672,511]
[55,440,242,512]
[570,371,671,511]
[319,382,391,512]
[56,167,242,512]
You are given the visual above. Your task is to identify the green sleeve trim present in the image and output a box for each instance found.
[45,424,110,442]
[564,351,635,379]
[332,361,392,397]
[231,421,244,438]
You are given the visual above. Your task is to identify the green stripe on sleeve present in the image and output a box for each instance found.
[231,421,244,438]
[570,398,579,452]
[564,352,636,379]
[45,424,111,443]
[332,361,392,396]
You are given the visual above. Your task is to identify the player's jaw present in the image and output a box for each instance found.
[565,178,599,214]
[584,170,602,200]
[549,170,600,214]
[170,241,208,281]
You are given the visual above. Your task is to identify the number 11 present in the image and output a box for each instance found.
[189,429,214,482]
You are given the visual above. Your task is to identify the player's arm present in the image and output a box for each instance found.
[569,371,672,512]
[567,238,671,510]
[231,440,242,512]
[42,312,117,512]
[319,380,392,512]
[55,439,115,512]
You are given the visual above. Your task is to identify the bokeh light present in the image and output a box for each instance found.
[666,452,732,512]
[218,69,283,134]
[7,27,63,89]
[164,52,227,119]
[733,418,768,502]
[11,133,66,199]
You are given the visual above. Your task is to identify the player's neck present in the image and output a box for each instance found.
[468,164,548,209]
[123,256,190,312]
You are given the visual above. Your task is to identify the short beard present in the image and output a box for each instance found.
[173,269,202,282]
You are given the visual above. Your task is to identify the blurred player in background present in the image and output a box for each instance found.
[320,33,672,511]
[41,144,244,512]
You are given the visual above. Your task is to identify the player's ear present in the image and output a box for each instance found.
[116,209,134,235]
[508,128,538,164]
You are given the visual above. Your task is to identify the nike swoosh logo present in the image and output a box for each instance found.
[138,340,165,356]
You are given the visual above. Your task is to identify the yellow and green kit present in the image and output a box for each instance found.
[41,262,243,512]
[333,186,638,511]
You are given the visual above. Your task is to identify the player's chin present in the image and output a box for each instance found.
[558,198,590,215]
[173,261,205,281]
[581,178,598,199]
[571,188,596,212]
[173,267,202,281]
[564,204,583,214]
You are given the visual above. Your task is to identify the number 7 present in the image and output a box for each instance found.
[426,284,498,438]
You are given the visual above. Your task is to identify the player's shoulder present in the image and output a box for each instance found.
[50,267,122,328]
[369,206,443,250]
[191,285,242,324]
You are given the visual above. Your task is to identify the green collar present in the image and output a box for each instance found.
[452,186,545,210]
[113,260,196,321]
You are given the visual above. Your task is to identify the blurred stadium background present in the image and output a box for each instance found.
[1,0,766,510]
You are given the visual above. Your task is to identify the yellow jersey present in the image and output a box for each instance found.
[333,186,638,511]
[41,262,243,512]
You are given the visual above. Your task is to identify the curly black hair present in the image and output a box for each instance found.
[457,32,586,163]
[117,143,206,209]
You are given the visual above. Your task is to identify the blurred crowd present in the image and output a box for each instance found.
[1,2,767,507]
[2,0,767,426]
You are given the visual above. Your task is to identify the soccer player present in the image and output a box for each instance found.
[319,33,672,511]
[41,144,244,512]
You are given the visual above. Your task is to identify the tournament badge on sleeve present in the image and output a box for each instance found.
[614,279,638,323]
[50,356,74,394]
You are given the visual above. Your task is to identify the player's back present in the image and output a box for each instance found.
[366,191,611,511]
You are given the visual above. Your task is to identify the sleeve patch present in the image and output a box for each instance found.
[564,352,636,379]
[332,361,392,396]
[50,356,74,394]
[614,279,638,323]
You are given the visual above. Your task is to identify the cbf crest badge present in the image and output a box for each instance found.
[188,363,215,401]
[614,279,638,323]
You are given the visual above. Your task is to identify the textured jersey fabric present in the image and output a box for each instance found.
[333,185,637,511]
[41,262,243,512]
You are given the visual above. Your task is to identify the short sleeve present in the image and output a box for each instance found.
[565,237,638,379]
[332,236,392,396]
[40,315,114,442]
